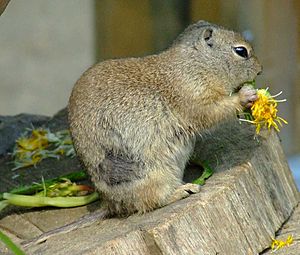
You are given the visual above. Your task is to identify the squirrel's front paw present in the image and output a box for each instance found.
[238,85,257,108]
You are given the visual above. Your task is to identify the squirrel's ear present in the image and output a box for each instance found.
[193,27,214,50]
[203,28,213,47]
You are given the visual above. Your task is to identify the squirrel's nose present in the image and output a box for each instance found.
[257,65,263,75]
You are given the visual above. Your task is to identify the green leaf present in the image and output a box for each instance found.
[192,161,214,185]
[244,80,257,88]
[0,230,26,255]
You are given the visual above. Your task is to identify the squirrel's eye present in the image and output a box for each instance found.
[233,46,249,59]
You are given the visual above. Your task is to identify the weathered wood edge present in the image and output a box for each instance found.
[23,130,299,255]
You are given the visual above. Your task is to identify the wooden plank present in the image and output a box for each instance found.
[262,203,300,255]
[20,122,299,255]
[291,0,300,155]
[190,0,240,29]
[94,0,188,60]
[150,0,188,52]
[190,0,221,24]
[0,0,10,16]
[94,0,153,60]
[191,0,300,155]
[237,0,299,155]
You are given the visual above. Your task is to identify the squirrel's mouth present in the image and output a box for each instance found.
[233,84,243,93]
[233,80,255,93]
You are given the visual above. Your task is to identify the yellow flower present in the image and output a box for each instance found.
[17,129,48,151]
[12,128,75,170]
[271,235,293,251]
[251,89,288,134]
[241,88,288,134]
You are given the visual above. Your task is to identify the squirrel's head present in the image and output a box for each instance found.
[172,21,263,94]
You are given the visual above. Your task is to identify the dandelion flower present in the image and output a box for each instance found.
[240,88,288,134]
[271,235,293,251]
[17,129,48,151]
[12,128,75,170]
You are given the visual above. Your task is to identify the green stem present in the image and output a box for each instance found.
[3,192,99,208]
[0,200,9,211]
[0,170,88,200]
[0,230,26,255]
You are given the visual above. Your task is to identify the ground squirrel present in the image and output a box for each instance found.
[24,20,262,246]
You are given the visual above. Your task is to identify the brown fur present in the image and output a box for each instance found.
[23,21,263,247]
[68,20,262,216]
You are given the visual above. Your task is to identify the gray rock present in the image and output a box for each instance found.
[0,113,50,155]
[47,107,69,132]
[0,108,81,194]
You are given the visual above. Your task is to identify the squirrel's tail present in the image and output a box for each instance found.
[22,209,108,247]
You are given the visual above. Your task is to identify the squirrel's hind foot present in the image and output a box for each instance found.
[167,183,201,204]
